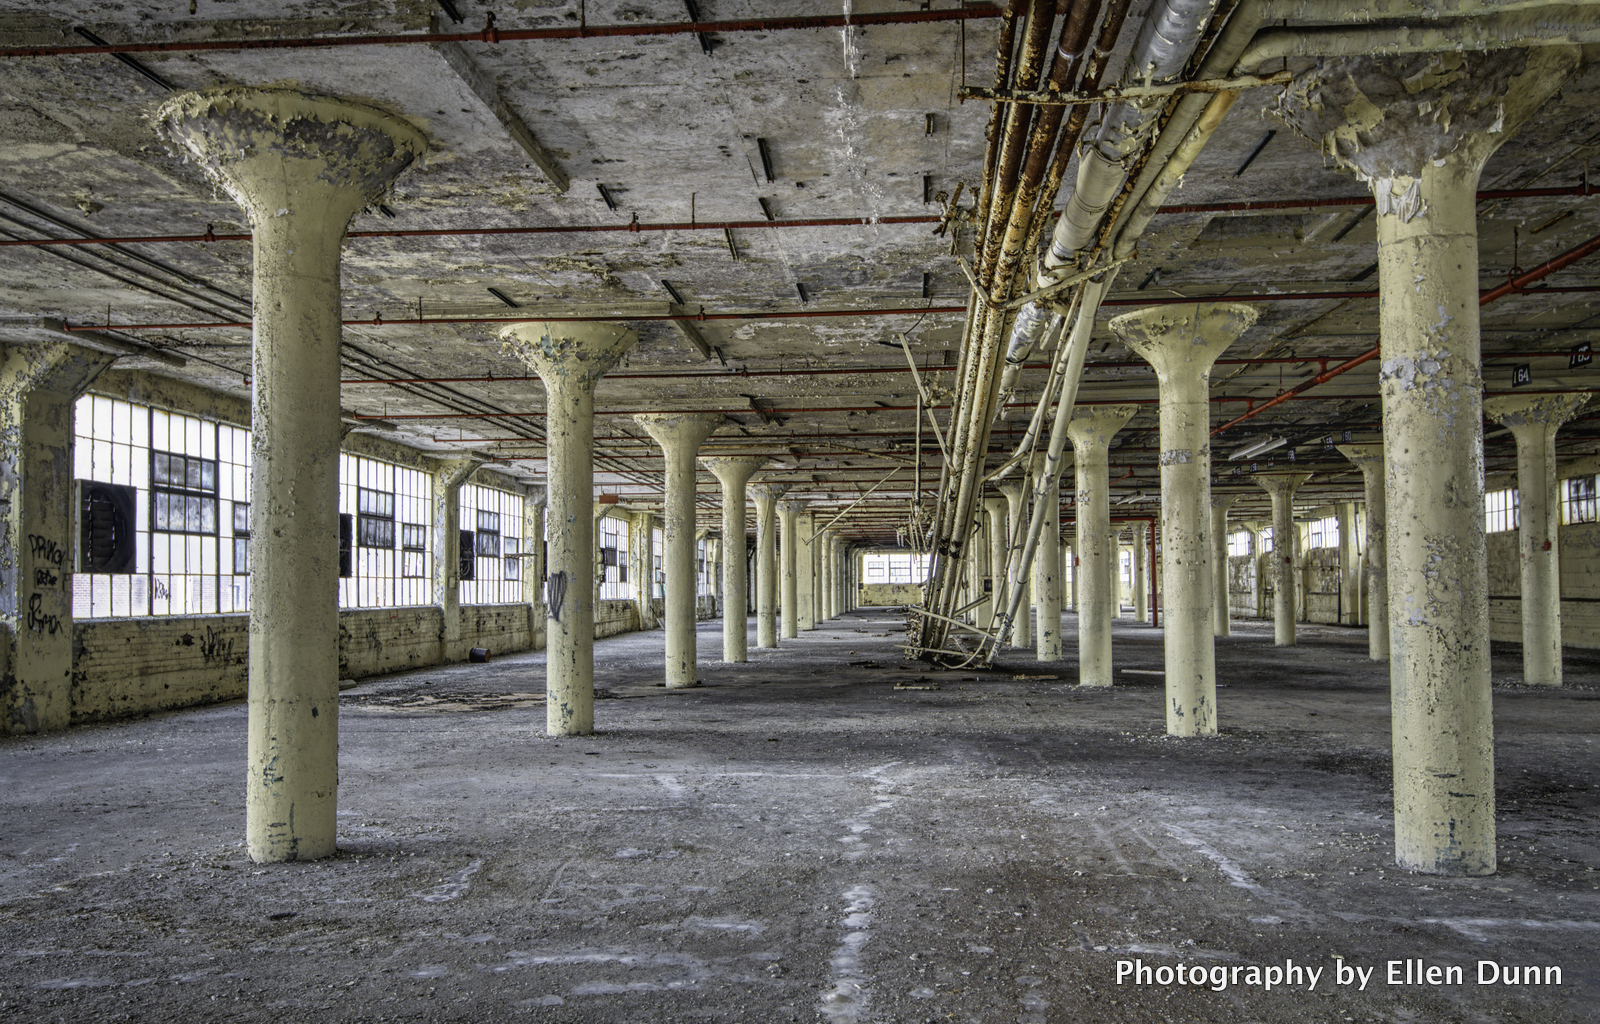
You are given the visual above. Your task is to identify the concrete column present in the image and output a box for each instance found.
[1067,405,1139,684]
[0,342,114,736]
[1279,47,1577,874]
[1030,454,1063,661]
[431,458,484,660]
[831,534,844,618]
[1338,446,1389,660]
[708,534,723,617]
[1244,523,1265,618]
[997,481,1030,648]
[631,511,657,628]
[778,501,802,638]
[1255,474,1311,646]
[1484,393,1589,686]
[822,530,836,622]
[703,458,763,662]
[1113,303,1257,737]
[160,88,423,863]
[637,414,722,687]
[751,483,787,648]
[506,322,637,736]
[1211,494,1241,638]
[967,509,990,626]
[1337,502,1361,626]
[984,497,1006,629]
[1133,522,1150,623]
[799,513,818,630]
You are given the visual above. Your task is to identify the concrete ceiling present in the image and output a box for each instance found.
[2,2,1598,543]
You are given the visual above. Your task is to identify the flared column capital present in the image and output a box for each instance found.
[1111,303,1258,380]
[1211,491,1243,513]
[751,482,791,504]
[503,322,637,392]
[701,456,766,489]
[157,87,425,224]
[1066,404,1140,452]
[1336,443,1385,477]
[1484,392,1589,439]
[1274,49,1580,191]
[636,412,724,452]
[1255,472,1313,501]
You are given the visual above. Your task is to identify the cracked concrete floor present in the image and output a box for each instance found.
[2,609,1598,1023]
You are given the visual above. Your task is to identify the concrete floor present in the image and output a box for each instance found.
[2,610,1598,1023]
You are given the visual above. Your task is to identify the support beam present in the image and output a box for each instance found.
[1278,45,1579,875]
[1211,494,1241,638]
[1067,405,1139,684]
[506,322,637,732]
[1255,474,1311,647]
[1338,446,1389,661]
[1113,303,1257,737]
[0,342,115,735]
[703,457,763,662]
[751,483,787,648]
[1484,392,1589,687]
[159,87,424,863]
[637,414,722,686]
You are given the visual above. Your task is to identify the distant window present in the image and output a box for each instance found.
[72,397,251,618]
[599,514,631,601]
[1485,488,1520,534]
[339,454,431,608]
[1259,527,1273,553]
[1226,530,1251,557]
[459,484,524,604]
[862,551,931,584]
[1307,516,1339,550]
[1562,475,1598,525]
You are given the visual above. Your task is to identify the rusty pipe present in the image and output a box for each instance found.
[0,7,1004,58]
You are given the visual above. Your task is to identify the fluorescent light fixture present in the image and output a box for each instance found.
[1228,436,1287,461]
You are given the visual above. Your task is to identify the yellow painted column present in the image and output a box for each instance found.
[505,323,637,734]
[1113,303,1258,737]
[160,89,423,863]
[1278,47,1577,874]
[1484,393,1588,687]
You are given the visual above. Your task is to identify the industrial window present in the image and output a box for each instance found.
[697,536,712,597]
[1259,527,1273,553]
[72,397,252,618]
[459,484,524,604]
[1562,475,1598,525]
[1227,530,1252,557]
[861,551,931,584]
[651,526,664,599]
[338,454,431,608]
[1485,487,1520,534]
[598,513,631,601]
[1306,516,1340,550]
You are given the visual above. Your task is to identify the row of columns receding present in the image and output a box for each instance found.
[104,51,1583,878]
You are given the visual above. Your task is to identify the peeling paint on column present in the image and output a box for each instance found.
[1067,405,1138,683]
[1276,46,1579,876]
[506,322,635,737]
[1485,392,1588,687]
[637,414,722,687]
[1113,303,1257,737]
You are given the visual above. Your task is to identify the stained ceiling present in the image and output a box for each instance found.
[1,2,1598,542]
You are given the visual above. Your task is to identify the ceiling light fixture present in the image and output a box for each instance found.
[1229,436,1287,461]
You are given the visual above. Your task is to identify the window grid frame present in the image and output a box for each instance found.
[458,483,524,605]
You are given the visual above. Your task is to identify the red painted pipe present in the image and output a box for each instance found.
[1212,230,1600,435]
[5,182,1588,252]
[0,7,1003,58]
[0,214,943,248]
